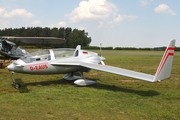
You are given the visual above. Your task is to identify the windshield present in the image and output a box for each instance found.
[20,48,75,63]
[52,48,74,58]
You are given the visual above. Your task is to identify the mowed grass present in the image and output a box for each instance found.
[0,50,180,120]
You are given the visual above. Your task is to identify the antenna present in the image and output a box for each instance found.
[100,43,102,56]
[99,43,105,65]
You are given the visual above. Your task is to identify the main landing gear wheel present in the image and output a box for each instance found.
[12,82,21,89]
[9,71,21,89]
[63,72,84,81]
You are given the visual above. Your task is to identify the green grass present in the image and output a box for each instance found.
[0,50,180,120]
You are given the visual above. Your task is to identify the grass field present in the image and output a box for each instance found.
[0,50,180,120]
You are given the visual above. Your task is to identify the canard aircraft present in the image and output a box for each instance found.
[7,40,176,88]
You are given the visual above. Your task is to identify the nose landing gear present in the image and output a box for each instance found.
[10,71,21,89]
[12,82,21,89]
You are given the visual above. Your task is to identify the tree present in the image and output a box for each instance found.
[58,27,65,38]
[66,29,91,47]
[51,27,59,37]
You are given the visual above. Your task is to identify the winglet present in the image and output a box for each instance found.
[153,40,176,82]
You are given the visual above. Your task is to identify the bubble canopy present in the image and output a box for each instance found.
[20,48,75,63]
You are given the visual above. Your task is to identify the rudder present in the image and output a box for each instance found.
[153,40,176,82]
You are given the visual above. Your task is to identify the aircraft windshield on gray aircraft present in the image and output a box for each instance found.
[0,36,65,59]
[0,38,29,59]
[7,40,176,89]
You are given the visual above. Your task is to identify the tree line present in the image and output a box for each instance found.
[1,27,179,51]
[0,27,91,48]
[83,46,180,51]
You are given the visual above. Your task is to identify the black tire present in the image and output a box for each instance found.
[14,83,21,89]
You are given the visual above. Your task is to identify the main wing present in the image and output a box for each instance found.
[81,62,155,82]
[51,61,154,82]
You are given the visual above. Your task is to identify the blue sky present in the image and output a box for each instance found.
[0,0,179,47]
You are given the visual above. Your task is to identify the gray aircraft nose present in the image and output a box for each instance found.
[7,63,14,71]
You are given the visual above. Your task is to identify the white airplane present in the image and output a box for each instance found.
[7,40,176,89]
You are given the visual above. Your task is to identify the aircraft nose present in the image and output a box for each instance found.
[7,63,15,71]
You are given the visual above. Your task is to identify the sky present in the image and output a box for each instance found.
[0,0,179,48]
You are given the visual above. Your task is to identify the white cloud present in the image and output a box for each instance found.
[32,20,42,25]
[154,4,177,15]
[113,14,124,23]
[4,8,34,18]
[0,8,6,17]
[0,8,34,28]
[58,21,66,27]
[0,20,10,29]
[48,21,66,28]
[97,21,104,28]
[78,26,85,30]
[110,14,138,24]
[67,0,117,23]
[0,8,34,19]
[67,0,137,28]
[138,0,148,6]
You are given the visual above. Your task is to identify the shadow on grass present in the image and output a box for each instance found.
[14,78,74,93]
[25,79,74,86]
[15,78,159,97]
[90,83,160,97]
[15,78,30,93]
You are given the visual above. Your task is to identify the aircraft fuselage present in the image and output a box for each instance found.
[7,60,89,74]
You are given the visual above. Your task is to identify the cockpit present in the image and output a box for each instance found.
[0,39,29,57]
[20,48,75,63]
[0,39,16,53]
